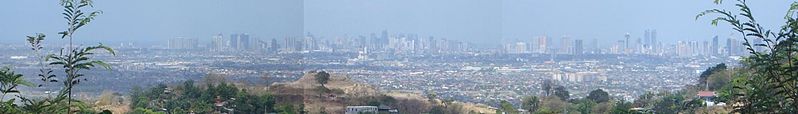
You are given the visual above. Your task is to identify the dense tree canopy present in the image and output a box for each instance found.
[553,86,570,101]
[129,80,281,114]
[521,96,540,112]
[587,89,610,103]
[315,71,331,86]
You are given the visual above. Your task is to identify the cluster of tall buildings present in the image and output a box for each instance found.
[210,33,254,51]
[674,36,751,57]
[167,30,472,54]
[608,30,661,55]
[263,31,471,54]
[502,29,750,57]
[504,36,597,55]
[167,37,199,49]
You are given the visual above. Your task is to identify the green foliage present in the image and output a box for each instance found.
[315,71,330,87]
[572,99,596,114]
[553,86,570,101]
[521,96,540,112]
[499,100,517,114]
[698,63,727,88]
[429,106,446,114]
[698,0,798,112]
[426,91,438,103]
[0,67,33,100]
[130,108,165,114]
[652,93,684,114]
[129,80,276,114]
[275,104,301,114]
[538,96,568,113]
[0,0,113,113]
[632,92,655,108]
[609,100,633,114]
[541,80,554,96]
[586,89,610,103]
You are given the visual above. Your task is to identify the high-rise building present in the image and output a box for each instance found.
[560,36,572,54]
[590,39,599,54]
[701,41,712,56]
[211,34,226,50]
[677,41,690,57]
[505,41,528,54]
[240,33,251,50]
[644,30,651,46]
[726,38,732,56]
[650,30,658,52]
[711,36,719,56]
[230,34,240,49]
[538,36,548,54]
[624,33,631,54]
[168,37,198,49]
[574,39,583,55]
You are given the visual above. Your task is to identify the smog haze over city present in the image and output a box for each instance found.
[1,0,797,113]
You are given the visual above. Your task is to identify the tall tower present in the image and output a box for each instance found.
[240,33,251,50]
[574,39,584,55]
[212,34,226,50]
[651,30,658,53]
[625,33,631,54]
[561,36,572,54]
[711,36,719,56]
[644,30,651,46]
[538,36,548,54]
[229,34,240,49]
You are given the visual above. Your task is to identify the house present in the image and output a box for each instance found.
[378,105,399,114]
[697,91,716,106]
[345,106,378,114]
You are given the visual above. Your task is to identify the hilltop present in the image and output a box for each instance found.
[269,71,496,113]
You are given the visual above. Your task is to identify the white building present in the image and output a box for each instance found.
[345,106,378,114]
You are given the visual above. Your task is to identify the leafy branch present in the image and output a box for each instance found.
[698,0,798,112]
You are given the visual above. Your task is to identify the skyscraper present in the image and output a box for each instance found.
[624,33,631,54]
[538,36,548,54]
[651,30,658,52]
[230,34,240,49]
[726,38,733,56]
[711,36,719,56]
[240,33,251,50]
[211,34,226,50]
[168,37,198,49]
[644,30,651,46]
[560,36,572,54]
[591,39,599,54]
[574,39,583,55]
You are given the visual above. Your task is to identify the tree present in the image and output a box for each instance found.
[586,89,610,103]
[541,80,553,96]
[553,86,570,101]
[610,100,633,114]
[46,1,115,112]
[499,100,517,114]
[426,91,438,103]
[429,106,446,114]
[0,67,31,113]
[521,96,540,112]
[698,0,798,112]
[538,96,568,114]
[0,67,32,101]
[315,71,330,87]
[652,93,684,114]
[573,99,596,114]
[698,63,727,86]
[0,0,115,113]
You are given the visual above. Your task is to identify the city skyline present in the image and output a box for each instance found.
[0,0,791,46]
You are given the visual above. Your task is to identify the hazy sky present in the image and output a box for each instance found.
[0,0,791,46]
